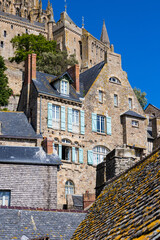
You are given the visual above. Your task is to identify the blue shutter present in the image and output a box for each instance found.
[59,144,62,160]
[107,116,112,135]
[79,148,83,164]
[87,150,93,165]
[92,113,97,132]
[72,147,75,163]
[68,107,72,132]
[47,103,52,128]
[80,110,85,134]
[61,106,66,131]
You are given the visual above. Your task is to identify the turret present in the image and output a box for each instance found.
[100,20,110,47]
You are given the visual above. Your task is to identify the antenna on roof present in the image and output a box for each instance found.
[82,16,84,29]
[64,0,67,12]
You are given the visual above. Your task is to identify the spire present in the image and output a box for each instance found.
[100,20,110,47]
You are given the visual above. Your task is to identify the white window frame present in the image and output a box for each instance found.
[97,115,105,133]
[65,180,74,197]
[114,94,118,107]
[72,109,79,133]
[0,191,10,206]
[93,146,109,165]
[61,80,68,95]
[132,120,139,127]
[52,105,60,129]
[129,98,132,109]
[99,90,103,103]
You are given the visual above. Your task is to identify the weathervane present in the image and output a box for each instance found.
[64,0,67,12]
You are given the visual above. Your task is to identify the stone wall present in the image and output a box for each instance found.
[0,138,37,147]
[0,13,47,60]
[96,146,136,197]
[0,163,57,209]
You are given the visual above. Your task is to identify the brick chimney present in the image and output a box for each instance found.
[67,65,80,93]
[25,53,37,85]
[83,191,95,210]
[42,138,53,155]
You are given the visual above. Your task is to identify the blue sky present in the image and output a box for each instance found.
[42,0,160,109]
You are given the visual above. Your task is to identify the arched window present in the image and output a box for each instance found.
[62,139,71,144]
[65,180,74,197]
[109,77,121,85]
[93,146,110,165]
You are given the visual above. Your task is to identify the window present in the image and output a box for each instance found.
[0,191,10,206]
[109,77,121,84]
[62,139,72,161]
[65,180,74,197]
[114,94,118,107]
[52,105,60,129]
[79,41,82,59]
[129,98,132,109]
[93,146,109,165]
[4,31,6,37]
[99,90,103,103]
[97,115,105,133]
[132,120,139,127]
[72,109,79,133]
[61,80,68,95]
[26,29,28,34]
[16,8,20,16]
[75,148,79,163]
[11,25,13,29]
[1,41,4,48]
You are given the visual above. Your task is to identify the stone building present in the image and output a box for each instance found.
[0,145,61,209]
[71,148,160,240]
[18,52,147,208]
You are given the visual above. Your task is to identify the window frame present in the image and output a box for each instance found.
[132,120,139,128]
[61,80,68,95]
[114,94,118,107]
[109,77,121,85]
[65,180,74,197]
[52,104,60,129]
[97,115,105,133]
[93,146,109,165]
[99,90,103,103]
[128,98,132,109]
[0,191,11,207]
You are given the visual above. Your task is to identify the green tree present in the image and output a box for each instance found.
[10,33,78,75]
[37,51,78,76]
[10,33,57,63]
[133,87,147,109]
[0,56,13,107]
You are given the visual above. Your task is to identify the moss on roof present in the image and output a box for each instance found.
[71,150,160,240]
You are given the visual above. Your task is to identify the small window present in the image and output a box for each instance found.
[0,191,11,206]
[62,139,71,144]
[65,180,74,197]
[99,90,103,103]
[109,77,121,85]
[11,25,13,29]
[18,34,20,36]
[132,120,139,127]
[1,41,4,48]
[75,148,79,163]
[114,94,118,107]
[26,29,28,34]
[97,115,105,133]
[129,98,132,109]
[52,105,60,129]
[61,80,68,95]
[62,146,71,161]
[4,31,6,37]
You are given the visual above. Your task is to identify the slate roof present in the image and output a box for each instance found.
[147,126,154,140]
[33,71,81,102]
[71,149,160,240]
[0,111,41,139]
[0,208,86,240]
[0,146,61,166]
[79,61,105,96]
[121,110,146,119]
[0,10,45,27]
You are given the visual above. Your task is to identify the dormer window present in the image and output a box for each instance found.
[109,77,121,85]
[61,80,68,95]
